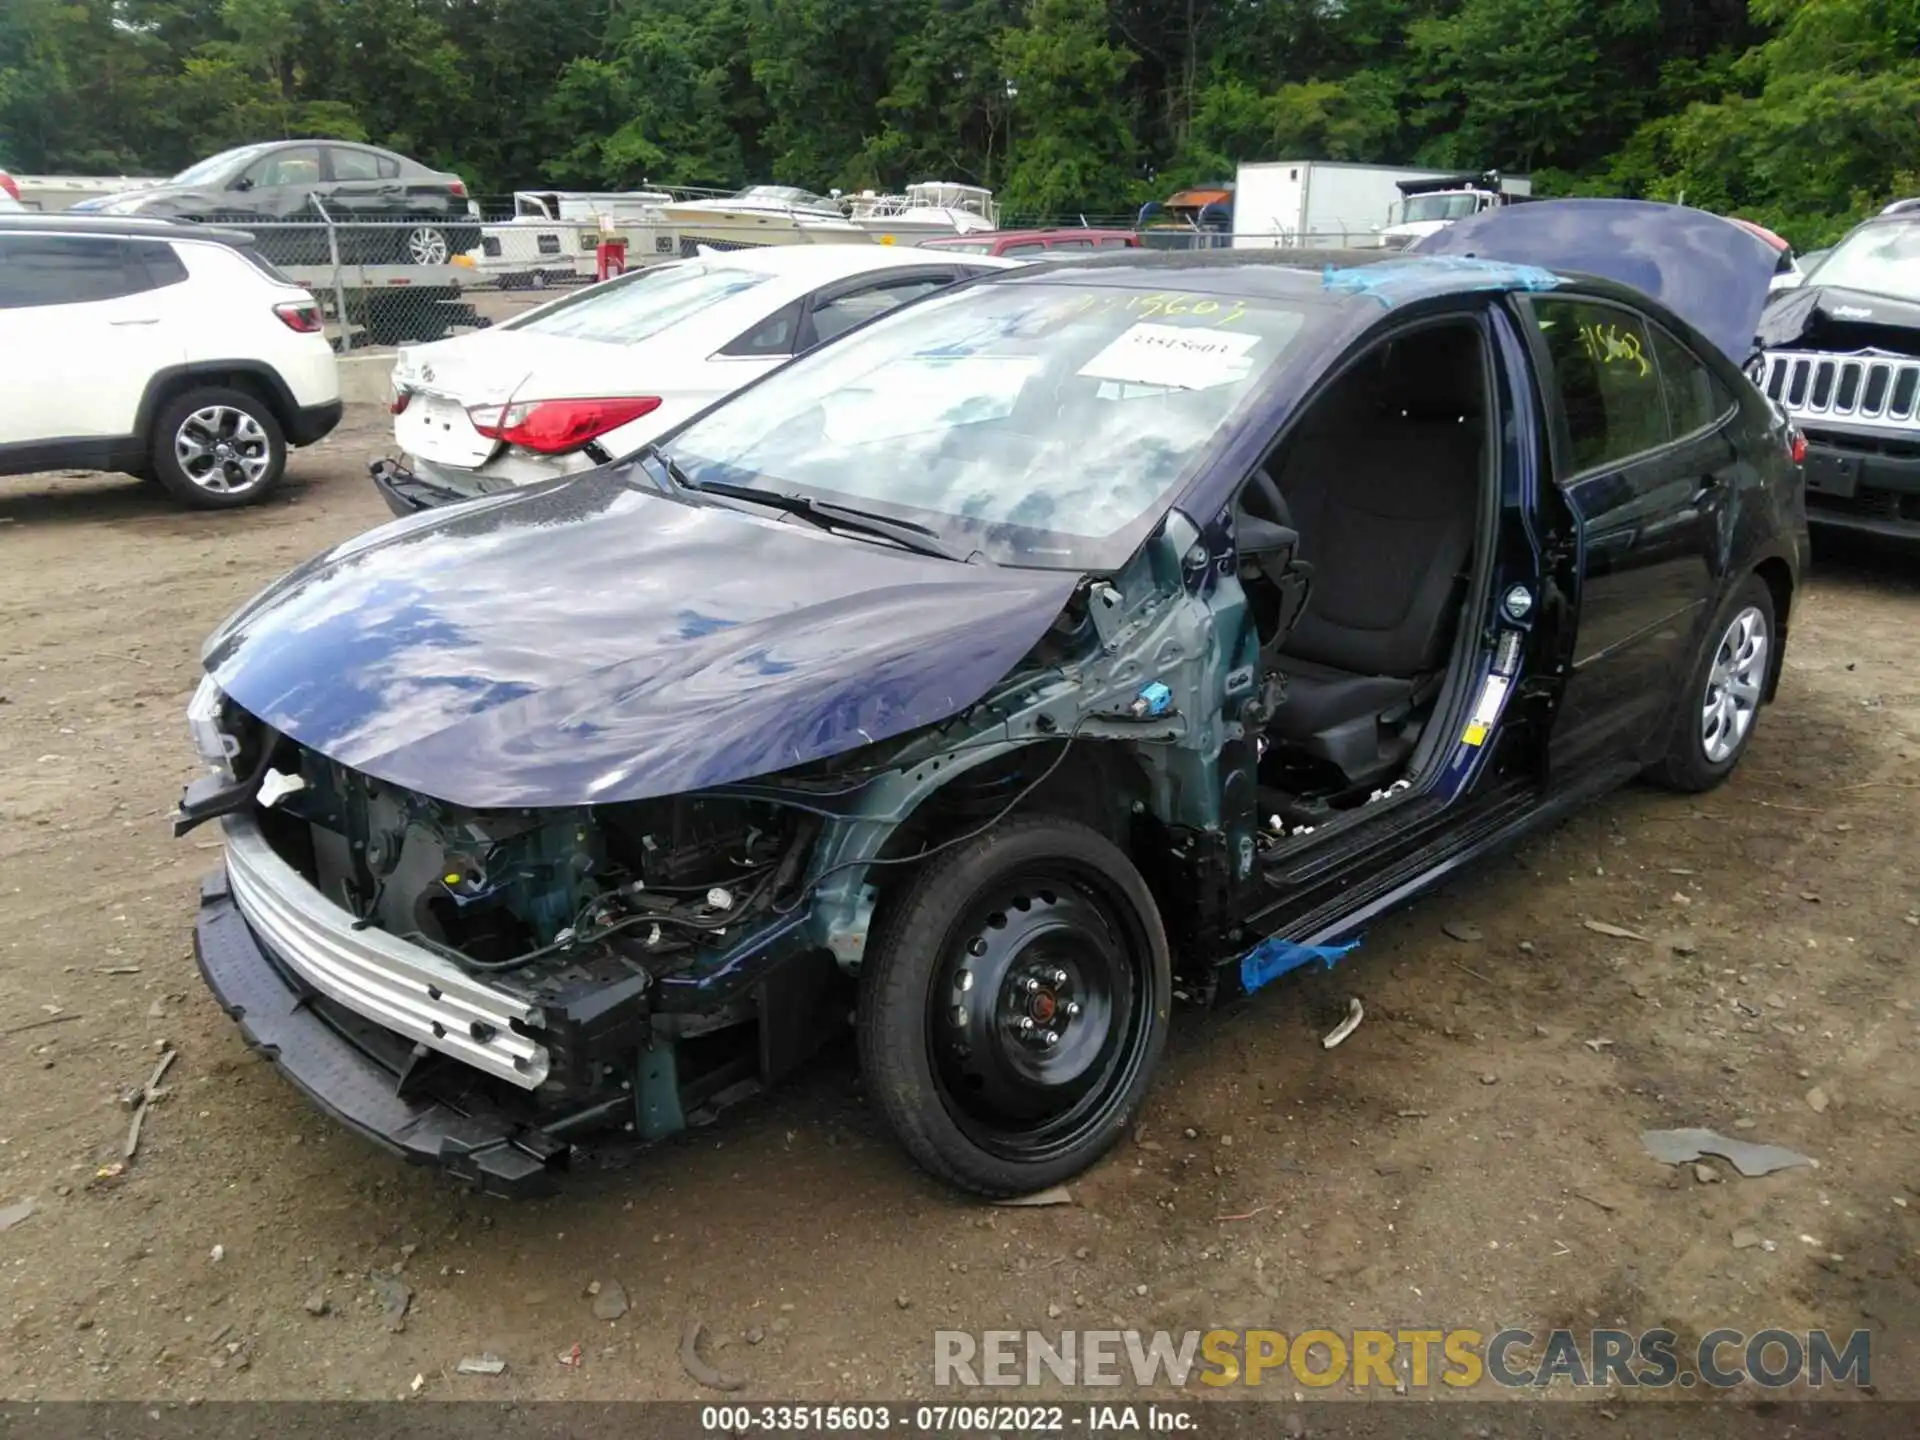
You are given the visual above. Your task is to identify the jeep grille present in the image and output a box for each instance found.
[1757,349,1920,430]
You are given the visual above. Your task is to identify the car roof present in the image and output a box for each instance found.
[701,244,1023,278]
[925,228,1135,247]
[0,213,257,246]
[986,246,1521,301]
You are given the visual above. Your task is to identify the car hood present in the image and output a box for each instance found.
[202,469,1077,809]
[1413,199,1781,364]
[1757,282,1920,349]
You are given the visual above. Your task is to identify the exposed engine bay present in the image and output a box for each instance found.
[274,755,808,988]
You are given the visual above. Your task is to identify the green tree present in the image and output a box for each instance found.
[547,0,762,189]
[1612,0,1920,244]
[1404,0,1663,172]
[997,0,1138,217]
[857,0,1022,190]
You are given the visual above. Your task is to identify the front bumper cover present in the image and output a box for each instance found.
[1800,430,1920,541]
[194,868,570,1197]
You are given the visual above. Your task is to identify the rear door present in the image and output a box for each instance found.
[322,146,405,224]
[0,234,186,447]
[1523,293,1729,775]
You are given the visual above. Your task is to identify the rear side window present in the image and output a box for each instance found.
[1532,297,1669,474]
[720,297,804,357]
[1649,326,1732,437]
[1047,239,1094,251]
[512,261,767,345]
[1001,241,1045,256]
[0,235,156,308]
[132,240,189,290]
[329,148,383,182]
[1097,236,1133,248]
[807,276,951,346]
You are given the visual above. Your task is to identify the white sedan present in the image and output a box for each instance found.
[374,244,1020,511]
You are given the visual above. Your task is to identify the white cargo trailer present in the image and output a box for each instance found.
[1231,161,1460,249]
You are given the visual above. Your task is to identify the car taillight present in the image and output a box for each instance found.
[448,178,467,198]
[468,397,662,453]
[273,301,323,334]
[1788,427,1807,465]
[390,389,411,416]
[0,171,18,201]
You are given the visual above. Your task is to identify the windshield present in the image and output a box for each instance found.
[1396,193,1482,225]
[662,278,1327,570]
[170,145,273,186]
[506,261,768,345]
[1806,223,1920,301]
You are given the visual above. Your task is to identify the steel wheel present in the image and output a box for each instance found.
[929,870,1153,1165]
[404,225,451,265]
[173,406,273,495]
[1701,604,1768,764]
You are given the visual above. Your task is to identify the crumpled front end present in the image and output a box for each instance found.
[183,683,842,1192]
[178,507,1231,1191]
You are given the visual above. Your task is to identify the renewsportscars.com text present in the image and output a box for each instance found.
[933,1327,1871,1390]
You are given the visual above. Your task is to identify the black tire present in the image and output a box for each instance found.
[1646,573,1776,792]
[856,815,1172,1196]
[148,386,286,510]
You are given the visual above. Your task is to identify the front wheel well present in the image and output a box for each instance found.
[872,739,1157,871]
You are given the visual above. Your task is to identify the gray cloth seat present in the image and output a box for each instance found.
[1264,330,1484,787]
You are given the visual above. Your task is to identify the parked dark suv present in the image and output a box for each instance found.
[70,141,480,268]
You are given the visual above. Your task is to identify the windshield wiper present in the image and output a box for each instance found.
[692,479,974,563]
[632,443,695,495]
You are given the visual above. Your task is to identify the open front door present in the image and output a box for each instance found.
[1227,303,1555,950]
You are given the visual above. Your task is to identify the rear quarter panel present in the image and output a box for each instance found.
[174,242,340,408]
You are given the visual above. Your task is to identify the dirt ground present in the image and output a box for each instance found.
[0,414,1915,1409]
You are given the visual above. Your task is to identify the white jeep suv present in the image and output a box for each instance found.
[0,215,342,508]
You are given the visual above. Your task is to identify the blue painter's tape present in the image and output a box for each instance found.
[1239,934,1361,995]
[1321,257,1562,307]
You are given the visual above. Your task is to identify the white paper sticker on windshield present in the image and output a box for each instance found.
[1077,323,1261,391]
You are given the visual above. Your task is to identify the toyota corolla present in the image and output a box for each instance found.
[179,201,1806,1197]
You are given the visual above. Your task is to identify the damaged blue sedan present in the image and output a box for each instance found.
[179,200,1807,1197]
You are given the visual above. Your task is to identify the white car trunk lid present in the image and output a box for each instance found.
[393,332,658,471]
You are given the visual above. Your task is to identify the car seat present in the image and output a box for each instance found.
[1263,328,1485,789]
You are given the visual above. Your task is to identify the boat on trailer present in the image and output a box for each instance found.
[842,182,1000,245]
